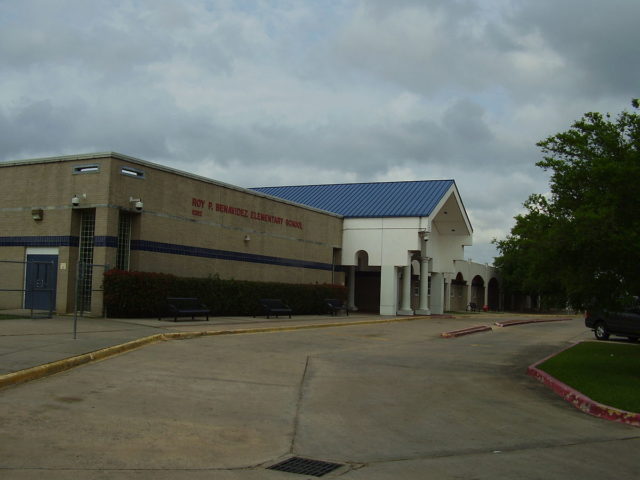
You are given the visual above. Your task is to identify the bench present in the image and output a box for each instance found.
[159,297,210,322]
[256,298,292,319]
[325,298,349,316]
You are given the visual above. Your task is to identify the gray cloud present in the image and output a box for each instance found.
[506,0,640,98]
[0,0,637,263]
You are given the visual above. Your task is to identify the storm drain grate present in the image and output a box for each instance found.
[267,457,343,477]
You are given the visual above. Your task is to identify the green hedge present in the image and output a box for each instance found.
[103,270,348,318]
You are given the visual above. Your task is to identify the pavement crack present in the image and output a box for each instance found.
[290,355,312,454]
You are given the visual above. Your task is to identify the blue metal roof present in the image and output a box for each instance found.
[251,180,455,218]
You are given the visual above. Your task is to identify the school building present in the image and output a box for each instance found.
[0,152,500,317]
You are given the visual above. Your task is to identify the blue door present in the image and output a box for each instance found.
[24,255,58,311]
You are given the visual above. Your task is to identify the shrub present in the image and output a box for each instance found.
[103,270,347,318]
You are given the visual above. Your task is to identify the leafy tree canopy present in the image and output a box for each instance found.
[495,100,640,310]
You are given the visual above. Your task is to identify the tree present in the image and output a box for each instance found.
[495,100,640,310]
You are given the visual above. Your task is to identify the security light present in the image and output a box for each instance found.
[31,209,43,221]
[129,197,143,212]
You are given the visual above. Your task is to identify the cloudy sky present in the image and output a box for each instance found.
[1,0,638,263]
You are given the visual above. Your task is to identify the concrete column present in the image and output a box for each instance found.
[430,272,445,315]
[444,279,451,312]
[397,264,413,315]
[484,264,491,310]
[379,265,398,316]
[347,266,357,311]
[483,284,489,309]
[415,256,431,315]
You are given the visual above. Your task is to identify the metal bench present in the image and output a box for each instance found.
[325,298,349,316]
[256,298,292,319]
[159,297,210,322]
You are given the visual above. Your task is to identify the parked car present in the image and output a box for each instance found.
[585,299,640,341]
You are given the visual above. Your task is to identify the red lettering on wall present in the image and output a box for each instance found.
[192,199,302,229]
[216,203,249,217]
[286,219,303,229]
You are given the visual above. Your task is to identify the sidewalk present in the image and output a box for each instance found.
[0,312,438,378]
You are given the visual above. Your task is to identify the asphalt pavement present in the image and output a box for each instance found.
[1,311,638,479]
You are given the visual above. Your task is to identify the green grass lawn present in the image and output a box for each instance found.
[538,341,640,413]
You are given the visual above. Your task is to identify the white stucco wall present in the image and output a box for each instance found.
[341,216,428,267]
[452,260,499,286]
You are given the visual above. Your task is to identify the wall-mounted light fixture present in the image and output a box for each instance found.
[31,208,44,221]
[71,193,86,207]
[129,197,144,212]
[418,229,430,241]
[244,235,251,242]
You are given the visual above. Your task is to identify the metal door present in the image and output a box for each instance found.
[24,255,58,311]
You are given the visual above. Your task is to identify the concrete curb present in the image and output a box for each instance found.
[0,334,167,390]
[440,325,492,338]
[527,343,640,427]
[495,317,573,327]
[0,315,427,390]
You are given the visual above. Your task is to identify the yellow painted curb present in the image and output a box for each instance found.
[0,334,166,390]
[0,315,428,390]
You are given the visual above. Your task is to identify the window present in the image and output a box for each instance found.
[73,164,100,175]
[120,166,145,179]
[78,210,96,312]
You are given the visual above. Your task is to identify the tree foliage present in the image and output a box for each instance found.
[495,100,640,310]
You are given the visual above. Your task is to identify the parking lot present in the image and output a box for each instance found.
[1,315,639,479]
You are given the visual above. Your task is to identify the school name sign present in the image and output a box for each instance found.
[191,198,303,230]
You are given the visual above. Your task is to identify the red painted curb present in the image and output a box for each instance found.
[528,350,640,427]
[441,325,492,338]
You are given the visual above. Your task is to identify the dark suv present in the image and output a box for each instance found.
[585,299,640,341]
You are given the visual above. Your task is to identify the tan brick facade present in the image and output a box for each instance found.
[0,153,344,315]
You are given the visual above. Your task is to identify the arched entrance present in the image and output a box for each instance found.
[451,272,467,311]
[354,250,381,313]
[471,275,485,308]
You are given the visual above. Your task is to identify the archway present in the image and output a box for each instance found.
[471,275,485,308]
[451,272,467,311]
[354,250,380,313]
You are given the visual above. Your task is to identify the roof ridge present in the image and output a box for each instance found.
[252,179,454,189]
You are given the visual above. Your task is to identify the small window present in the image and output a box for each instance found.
[73,164,100,174]
[120,166,145,179]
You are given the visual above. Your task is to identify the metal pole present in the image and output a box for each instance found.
[47,260,54,319]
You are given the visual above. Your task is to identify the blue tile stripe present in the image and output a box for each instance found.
[94,236,118,247]
[0,236,79,247]
[0,236,338,272]
[131,240,337,271]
